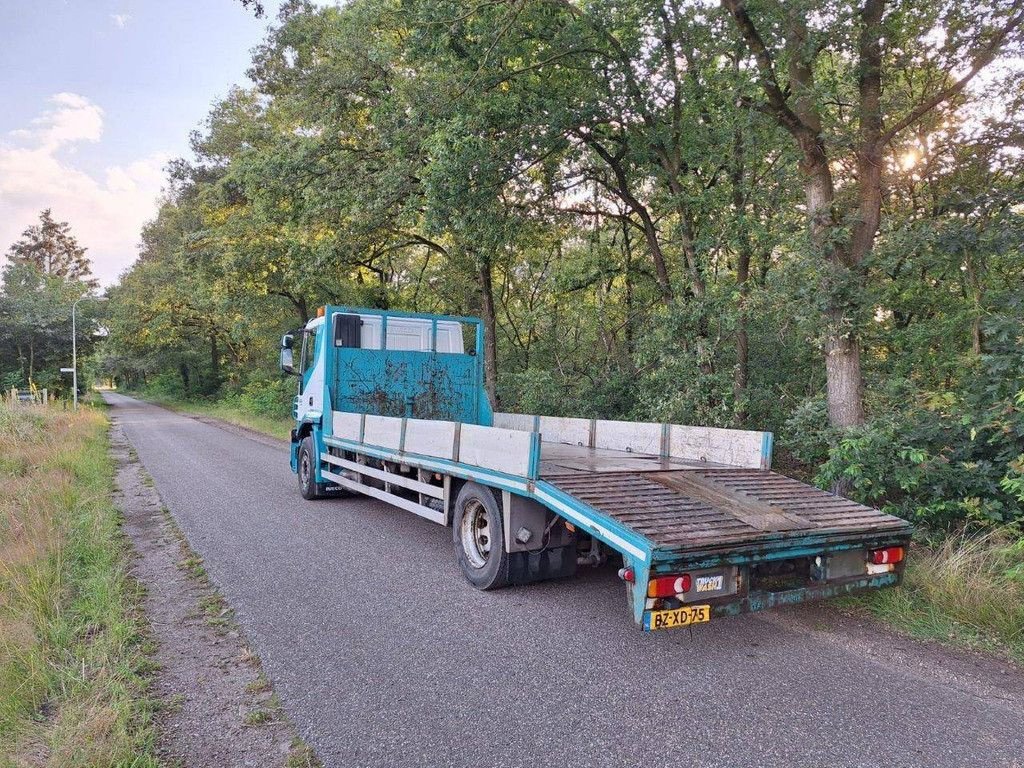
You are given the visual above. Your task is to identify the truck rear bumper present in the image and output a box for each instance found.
[639,571,900,630]
[714,570,899,617]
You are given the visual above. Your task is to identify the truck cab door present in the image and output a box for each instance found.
[296,321,325,422]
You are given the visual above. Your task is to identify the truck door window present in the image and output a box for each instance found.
[299,326,318,393]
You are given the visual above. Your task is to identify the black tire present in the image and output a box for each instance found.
[298,436,324,500]
[452,482,509,590]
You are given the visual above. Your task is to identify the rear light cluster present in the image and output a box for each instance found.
[870,547,905,565]
[647,574,692,598]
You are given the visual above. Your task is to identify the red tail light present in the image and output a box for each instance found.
[870,547,905,565]
[648,574,692,598]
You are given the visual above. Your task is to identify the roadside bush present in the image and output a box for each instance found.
[233,377,295,419]
[811,399,1023,530]
[784,306,1024,532]
[142,370,190,400]
[782,396,837,466]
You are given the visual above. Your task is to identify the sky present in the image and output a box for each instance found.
[0,0,297,286]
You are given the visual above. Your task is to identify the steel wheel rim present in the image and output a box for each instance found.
[300,451,311,490]
[459,499,490,569]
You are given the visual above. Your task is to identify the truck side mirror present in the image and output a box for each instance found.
[279,333,297,375]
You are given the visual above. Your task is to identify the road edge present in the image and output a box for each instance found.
[109,415,321,767]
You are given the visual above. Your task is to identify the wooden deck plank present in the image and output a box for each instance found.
[542,448,910,550]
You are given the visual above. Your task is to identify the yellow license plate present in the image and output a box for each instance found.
[644,604,711,631]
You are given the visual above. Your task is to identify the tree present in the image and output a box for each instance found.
[722,0,1024,428]
[5,209,97,286]
[101,0,1024,525]
[0,262,99,392]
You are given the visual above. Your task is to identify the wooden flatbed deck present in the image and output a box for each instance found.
[539,443,908,552]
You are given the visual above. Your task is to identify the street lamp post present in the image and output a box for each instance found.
[71,295,107,411]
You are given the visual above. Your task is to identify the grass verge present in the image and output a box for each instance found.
[845,528,1024,664]
[118,390,291,442]
[0,402,158,766]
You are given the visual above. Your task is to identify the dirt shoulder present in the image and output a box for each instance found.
[110,419,318,767]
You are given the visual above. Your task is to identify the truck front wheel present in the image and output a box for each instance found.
[453,482,509,590]
[298,436,324,500]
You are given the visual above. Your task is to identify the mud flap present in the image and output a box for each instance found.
[507,543,577,585]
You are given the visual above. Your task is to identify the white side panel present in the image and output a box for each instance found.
[404,418,458,460]
[494,410,771,469]
[384,318,430,351]
[434,321,465,353]
[363,414,403,450]
[538,416,592,447]
[594,419,662,455]
[359,316,382,350]
[354,315,464,353]
[493,412,592,447]
[332,411,363,441]
[669,425,765,469]
[492,412,536,432]
[459,424,535,476]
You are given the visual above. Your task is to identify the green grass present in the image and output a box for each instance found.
[844,528,1024,664]
[0,402,159,766]
[242,693,282,726]
[285,738,323,768]
[120,390,292,442]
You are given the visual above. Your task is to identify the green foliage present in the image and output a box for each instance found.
[96,0,1024,539]
[0,261,103,396]
[230,377,295,419]
[812,308,1024,529]
[784,396,839,467]
[5,208,96,285]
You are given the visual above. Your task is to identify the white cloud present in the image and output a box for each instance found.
[31,92,105,151]
[0,93,168,286]
[111,13,131,29]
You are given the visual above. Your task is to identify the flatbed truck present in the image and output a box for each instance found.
[281,306,911,631]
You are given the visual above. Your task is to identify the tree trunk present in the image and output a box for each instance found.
[824,320,865,428]
[965,254,985,355]
[477,258,499,407]
[802,156,868,429]
[730,121,750,424]
[734,247,750,424]
[209,333,221,391]
[621,219,636,356]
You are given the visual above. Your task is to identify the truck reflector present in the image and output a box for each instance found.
[648,574,691,598]
[870,546,904,565]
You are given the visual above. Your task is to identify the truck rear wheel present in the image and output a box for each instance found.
[453,482,509,590]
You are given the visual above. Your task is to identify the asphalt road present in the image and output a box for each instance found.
[105,393,1024,768]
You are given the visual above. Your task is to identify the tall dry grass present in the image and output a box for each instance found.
[861,527,1024,663]
[0,403,158,767]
